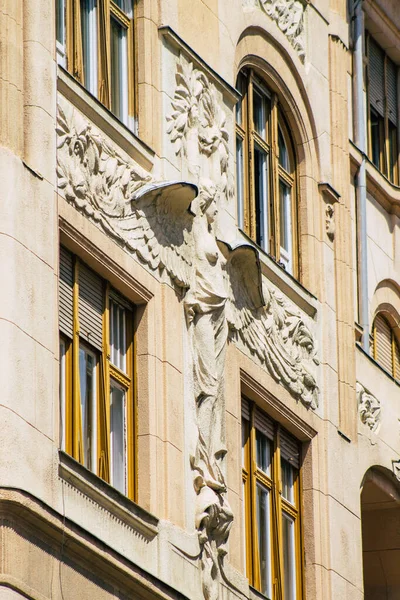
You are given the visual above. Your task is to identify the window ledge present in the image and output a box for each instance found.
[58,451,159,539]
[236,229,318,318]
[57,67,155,173]
[349,140,400,216]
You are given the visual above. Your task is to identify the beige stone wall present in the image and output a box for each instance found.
[1,0,400,598]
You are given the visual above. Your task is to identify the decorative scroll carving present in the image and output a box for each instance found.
[167,57,233,201]
[56,99,196,290]
[245,0,306,60]
[326,204,335,241]
[357,383,381,432]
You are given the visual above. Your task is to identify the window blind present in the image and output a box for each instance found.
[254,408,274,440]
[387,58,398,126]
[242,397,250,421]
[280,428,300,469]
[374,314,393,374]
[369,38,385,118]
[78,263,104,351]
[59,247,74,338]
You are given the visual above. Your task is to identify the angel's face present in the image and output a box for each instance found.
[205,199,218,225]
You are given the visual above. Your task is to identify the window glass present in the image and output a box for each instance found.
[282,513,296,600]
[236,135,245,230]
[254,144,269,251]
[56,0,65,45]
[79,345,97,471]
[110,299,127,372]
[236,72,247,127]
[114,0,133,16]
[81,0,98,96]
[253,87,268,139]
[279,128,291,172]
[59,339,66,451]
[256,429,271,475]
[110,381,126,493]
[281,459,295,504]
[111,16,129,124]
[370,108,381,169]
[256,485,273,598]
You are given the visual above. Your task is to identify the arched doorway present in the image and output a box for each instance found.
[361,467,400,599]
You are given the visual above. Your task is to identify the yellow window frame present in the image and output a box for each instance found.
[242,401,303,600]
[60,253,137,501]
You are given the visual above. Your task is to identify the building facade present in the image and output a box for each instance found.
[0,0,400,598]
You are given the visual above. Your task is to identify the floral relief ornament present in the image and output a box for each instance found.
[357,383,381,432]
[244,0,306,60]
[166,56,234,202]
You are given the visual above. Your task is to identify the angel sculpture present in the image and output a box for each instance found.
[57,102,319,599]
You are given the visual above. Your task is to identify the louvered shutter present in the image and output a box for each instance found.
[369,38,385,117]
[242,397,250,421]
[374,314,393,374]
[387,58,398,126]
[280,428,300,469]
[393,336,400,380]
[59,247,74,338]
[254,408,274,440]
[78,263,104,351]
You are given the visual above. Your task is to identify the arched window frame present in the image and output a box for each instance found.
[371,311,400,379]
[235,68,299,277]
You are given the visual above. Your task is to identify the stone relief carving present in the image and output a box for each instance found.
[325,204,335,241]
[57,88,319,599]
[244,0,306,60]
[166,56,233,201]
[357,383,381,432]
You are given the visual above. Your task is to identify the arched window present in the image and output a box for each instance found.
[372,312,400,378]
[235,68,298,276]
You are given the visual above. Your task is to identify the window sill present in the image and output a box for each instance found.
[236,229,318,318]
[58,450,159,539]
[349,140,400,216]
[57,66,155,173]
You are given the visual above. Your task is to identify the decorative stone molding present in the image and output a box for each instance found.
[244,0,306,60]
[57,97,319,600]
[167,56,234,202]
[325,204,335,240]
[357,383,381,432]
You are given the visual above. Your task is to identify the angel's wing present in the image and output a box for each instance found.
[117,181,197,290]
[219,240,319,408]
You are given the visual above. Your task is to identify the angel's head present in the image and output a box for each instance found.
[197,179,218,226]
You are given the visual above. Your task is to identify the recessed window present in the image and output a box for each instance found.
[367,35,399,184]
[235,69,298,276]
[59,246,136,499]
[242,399,303,599]
[372,312,400,379]
[56,0,136,129]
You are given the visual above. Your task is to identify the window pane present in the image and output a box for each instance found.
[256,429,271,475]
[279,127,291,172]
[110,300,127,372]
[389,124,398,184]
[111,16,129,124]
[59,339,66,451]
[370,108,381,169]
[254,144,269,251]
[81,0,98,96]
[56,0,65,45]
[242,418,248,467]
[236,72,246,127]
[79,346,97,471]
[282,513,296,600]
[110,382,126,494]
[281,459,295,504]
[113,0,133,16]
[236,135,244,230]
[256,485,272,598]
[279,180,293,273]
[253,88,269,139]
